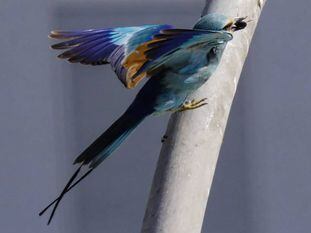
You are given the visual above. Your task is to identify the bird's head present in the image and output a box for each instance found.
[193,13,247,32]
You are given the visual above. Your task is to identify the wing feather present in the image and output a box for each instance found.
[122,29,233,85]
[50,25,172,87]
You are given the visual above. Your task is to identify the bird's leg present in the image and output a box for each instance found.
[177,98,208,112]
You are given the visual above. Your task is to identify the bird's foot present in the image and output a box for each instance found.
[178,98,208,112]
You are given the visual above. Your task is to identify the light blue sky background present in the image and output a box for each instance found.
[0,0,310,233]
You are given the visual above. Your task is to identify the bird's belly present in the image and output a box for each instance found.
[163,65,216,91]
[151,65,217,113]
[183,66,215,89]
[153,91,187,114]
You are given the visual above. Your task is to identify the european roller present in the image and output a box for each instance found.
[40,13,247,224]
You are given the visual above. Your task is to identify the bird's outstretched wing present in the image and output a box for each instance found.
[50,25,172,88]
[123,29,233,86]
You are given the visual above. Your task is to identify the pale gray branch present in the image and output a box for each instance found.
[141,1,267,233]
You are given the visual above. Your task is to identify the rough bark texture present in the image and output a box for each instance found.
[141,1,267,233]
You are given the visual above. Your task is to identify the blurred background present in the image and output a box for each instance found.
[0,0,310,232]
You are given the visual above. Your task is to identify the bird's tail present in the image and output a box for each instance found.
[75,107,149,168]
[39,106,150,224]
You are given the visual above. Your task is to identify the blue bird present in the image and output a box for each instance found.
[40,13,247,224]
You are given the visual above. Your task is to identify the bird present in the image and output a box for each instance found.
[39,13,247,224]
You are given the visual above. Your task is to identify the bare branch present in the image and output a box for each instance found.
[141,1,267,233]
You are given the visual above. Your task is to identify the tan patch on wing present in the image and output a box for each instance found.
[122,38,165,89]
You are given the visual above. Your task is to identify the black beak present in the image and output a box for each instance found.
[232,17,247,31]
